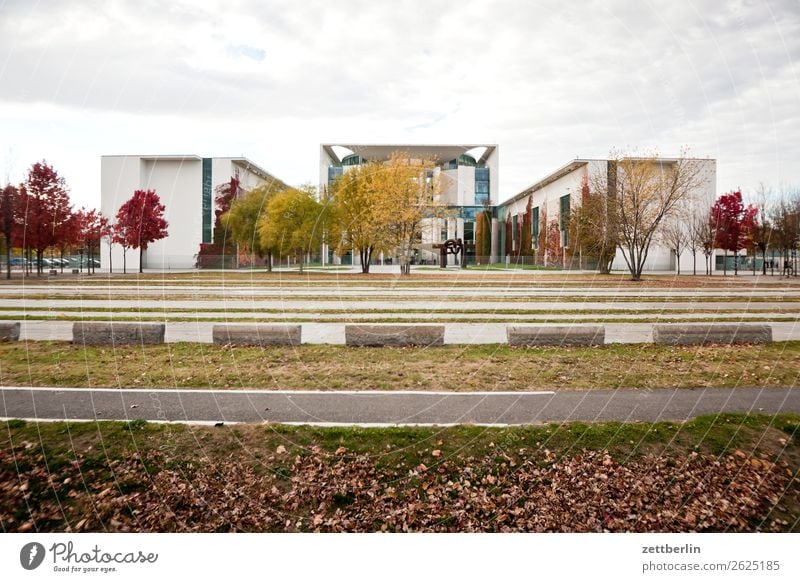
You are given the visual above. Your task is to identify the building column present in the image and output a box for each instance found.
[490,218,499,263]
[455,218,465,266]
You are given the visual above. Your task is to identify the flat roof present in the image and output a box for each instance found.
[501,156,715,207]
[101,155,286,187]
[322,144,497,165]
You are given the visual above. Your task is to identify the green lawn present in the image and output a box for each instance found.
[2,341,799,390]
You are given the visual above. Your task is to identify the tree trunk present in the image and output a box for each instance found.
[692,250,696,276]
[360,247,371,274]
[676,252,681,276]
[109,243,113,274]
[762,248,767,275]
[298,253,303,274]
[734,251,738,275]
[36,249,42,276]
[4,236,10,280]
[5,235,11,280]
[266,252,272,273]
[122,248,127,274]
[139,247,143,274]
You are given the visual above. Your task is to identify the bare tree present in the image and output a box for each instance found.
[589,151,707,281]
[749,184,772,275]
[769,188,800,277]
[687,211,707,276]
[660,215,689,275]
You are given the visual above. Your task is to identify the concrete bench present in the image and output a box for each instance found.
[507,325,605,347]
[0,322,21,341]
[72,322,166,345]
[345,324,445,347]
[212,324,301,346]
[652,323,772,345]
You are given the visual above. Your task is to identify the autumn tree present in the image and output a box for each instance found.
[258,186,325,274]
[589,152,706,281]
[115,190,168,273]
[570,175,618,273]
[503,214,512,261]
[220,184,280,270]
[19,161,73,275]
[545,218,561,266]
[380,152,447,275]
[197,176,241,268]
[520,198,533,260]
[1,185,16,279]
[328,161,391,273]
[76,208,109,275]
[474,209,492,261]
[710,190,757,275]
[328,152,448,275]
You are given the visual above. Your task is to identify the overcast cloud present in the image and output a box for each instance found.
[1,0,798,207]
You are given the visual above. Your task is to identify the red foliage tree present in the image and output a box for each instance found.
[115,190,168,273]
[710,190,758,275]
[197,176,240,268]
[1,185,17,279]
[17,162,73,275]
[76,208,109,275]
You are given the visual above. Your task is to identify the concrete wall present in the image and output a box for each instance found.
[485,147,500,205]
[101,155,273,271]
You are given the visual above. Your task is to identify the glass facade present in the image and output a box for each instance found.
[559,194,570,247]
[444,154,479,170]
[328,165,343,183]
[341,154,363,166]
[464,220,474,243]
[202,158,212,244]
[512,215,518,251]
[475,167,490,205]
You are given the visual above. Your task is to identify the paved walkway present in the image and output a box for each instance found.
[1,386,796,426]
[14,320,800,344]
[4,299,800,311]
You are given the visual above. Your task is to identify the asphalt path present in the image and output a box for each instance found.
[1,386,797,426]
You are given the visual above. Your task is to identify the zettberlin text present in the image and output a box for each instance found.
[642,544,701,554]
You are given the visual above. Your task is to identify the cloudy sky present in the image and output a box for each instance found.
[1,0,798,208]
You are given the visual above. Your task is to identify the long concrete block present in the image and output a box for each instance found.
[0,322,21,341]
[345,324,445,347]
[507,325,605,347]
[212,324,301,346]
[652,323,772,345]
[72,322,166,345]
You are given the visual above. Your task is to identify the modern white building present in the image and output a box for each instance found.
[100,155,286,270]
[320,144,499,264]
[498,157,717,271]
[101,147,719,273]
